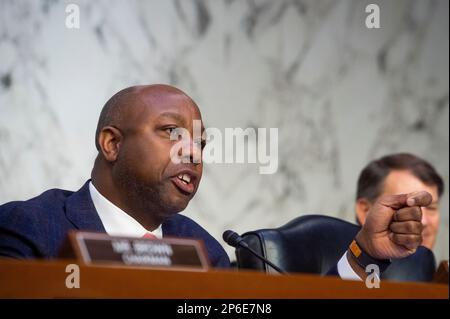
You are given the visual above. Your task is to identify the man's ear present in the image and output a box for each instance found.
[355,198,371,225]
[97,126,123,162]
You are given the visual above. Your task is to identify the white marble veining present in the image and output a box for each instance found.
[0,0,448,261]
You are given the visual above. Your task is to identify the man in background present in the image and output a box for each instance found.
[352,153,445,282]
[355,153,444,251]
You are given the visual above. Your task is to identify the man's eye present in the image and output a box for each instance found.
[165,127,178,135]
[163,127,180,141]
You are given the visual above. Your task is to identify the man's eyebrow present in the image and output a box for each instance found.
[430,201,439,205]
[157,111,205,131]
[157,112,186,123]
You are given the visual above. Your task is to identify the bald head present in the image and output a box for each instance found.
[95,84,198,151]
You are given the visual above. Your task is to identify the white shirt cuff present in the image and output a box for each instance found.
[337,252,362,281]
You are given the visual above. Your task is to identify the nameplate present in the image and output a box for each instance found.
[61,231,210,271]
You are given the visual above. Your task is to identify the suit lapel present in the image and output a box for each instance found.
[65,180,106,232]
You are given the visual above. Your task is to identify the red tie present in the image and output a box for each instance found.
[143,232,157,239]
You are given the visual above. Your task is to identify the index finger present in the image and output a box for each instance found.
[406,191,433,207]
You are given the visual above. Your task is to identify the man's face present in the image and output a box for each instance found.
[112,92,204,219]
[379,170,440,250]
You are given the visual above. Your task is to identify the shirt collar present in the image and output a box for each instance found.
[88,181,162,238]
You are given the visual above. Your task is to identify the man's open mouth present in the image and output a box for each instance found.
[171,172,196,195]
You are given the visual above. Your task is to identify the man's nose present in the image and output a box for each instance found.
[178,136,202,164]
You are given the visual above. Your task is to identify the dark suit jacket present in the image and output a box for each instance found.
[0,181,230,268]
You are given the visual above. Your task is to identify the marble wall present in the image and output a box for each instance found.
[0,0,448,261]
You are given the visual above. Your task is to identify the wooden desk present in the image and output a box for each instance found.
[0,259,447,298]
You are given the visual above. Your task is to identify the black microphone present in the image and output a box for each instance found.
[223,230,287,274]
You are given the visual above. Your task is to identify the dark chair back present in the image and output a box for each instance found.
[235,215,436,282]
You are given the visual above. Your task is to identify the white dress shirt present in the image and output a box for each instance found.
[89,181,162,239]
[337,252,362,281]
